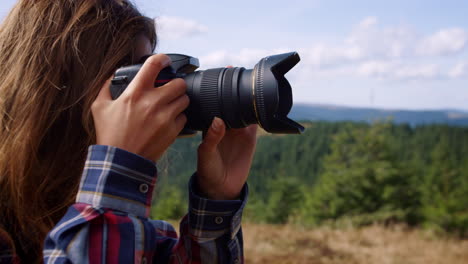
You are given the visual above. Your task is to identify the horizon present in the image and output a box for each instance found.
[1,0,467,111]
[293,102,468,113]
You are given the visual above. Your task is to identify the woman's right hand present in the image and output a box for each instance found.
[91,54,189,161]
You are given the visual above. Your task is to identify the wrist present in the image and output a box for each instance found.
[195,175,240,200]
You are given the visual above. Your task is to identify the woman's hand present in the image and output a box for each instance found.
[196,117,258,200]
[91,54,189,161]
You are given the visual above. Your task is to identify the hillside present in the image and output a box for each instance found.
[290,103,468,126]
[154,121,468,238]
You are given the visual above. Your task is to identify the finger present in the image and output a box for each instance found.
[155,78,187,105]
[95,76,113,102]
[125,54,171,95]
[244,124,259,146]
[250,124,259,132]
[167,94,190,117]
[237,124,258,135]
[199,117,226,153]
[174,113,187,133]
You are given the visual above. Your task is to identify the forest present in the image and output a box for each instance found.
[151,121,468,237]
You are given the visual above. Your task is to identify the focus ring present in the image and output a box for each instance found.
[254,59,268,128]
[199,68,223,127]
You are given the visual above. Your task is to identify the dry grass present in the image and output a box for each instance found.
[242,222,468,264]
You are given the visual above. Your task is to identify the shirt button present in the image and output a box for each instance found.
[141,256,147,264]
[139,183,149,194]
[215,216,224,224]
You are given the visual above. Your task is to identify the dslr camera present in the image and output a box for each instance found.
[110,52,304,135]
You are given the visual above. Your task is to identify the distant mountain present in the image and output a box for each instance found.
[290,103,468,127]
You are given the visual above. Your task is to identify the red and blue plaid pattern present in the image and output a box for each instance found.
[34,144,248,263]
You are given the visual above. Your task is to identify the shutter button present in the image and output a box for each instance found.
[139,183,149,194]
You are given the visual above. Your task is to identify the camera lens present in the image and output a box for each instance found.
[183,67,251,130]
[182,52,304,134]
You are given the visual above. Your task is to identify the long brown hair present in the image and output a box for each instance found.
[0,1,156,262]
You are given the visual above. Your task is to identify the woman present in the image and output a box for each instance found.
[0,1,257,263]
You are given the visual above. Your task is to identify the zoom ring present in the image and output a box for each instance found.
[199,68,223,128]
[221,68,236,128]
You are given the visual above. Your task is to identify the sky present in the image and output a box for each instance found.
[1,0,468,111]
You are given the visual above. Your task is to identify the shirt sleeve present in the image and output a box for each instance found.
[43,145,247,264]
[171,174,247,264]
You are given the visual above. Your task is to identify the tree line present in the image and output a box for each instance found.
[152,121,468,237]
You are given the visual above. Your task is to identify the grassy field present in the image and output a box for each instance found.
[242,223,468,264]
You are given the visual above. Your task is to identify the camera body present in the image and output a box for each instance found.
[110,52,304,135]
[110,54,199,96]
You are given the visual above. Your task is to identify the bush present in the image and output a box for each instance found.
[151,185,187,220]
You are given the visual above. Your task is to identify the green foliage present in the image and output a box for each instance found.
[243,191,268,222]
[305,122,419,226]
[150,121,468,236]
[151,185,187,220]
[265,178,305,224]
[420,135,468,237]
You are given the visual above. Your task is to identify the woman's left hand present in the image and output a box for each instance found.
[196,117,258,200]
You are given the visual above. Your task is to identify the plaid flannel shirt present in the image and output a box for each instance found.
[37,145,247,264]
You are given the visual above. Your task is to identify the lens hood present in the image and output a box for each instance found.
[252,52,304,133]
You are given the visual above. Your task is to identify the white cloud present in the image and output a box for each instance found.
[448,62,468,78]
[417,28,468,56]
[346,17,417,59]
[357,61,395,78]
[155,16,208,40]
[301,44,363,68]
[357,61,440,80]
[357,16,378,29]
[345,18,468,60]
[198,48,289,69]
[302,17,467,71]
[290,17,418,70]
[197,16,467,81]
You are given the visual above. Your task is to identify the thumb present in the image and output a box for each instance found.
[199,117,225,153]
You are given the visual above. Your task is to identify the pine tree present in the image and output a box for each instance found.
[265,177,305,224]
[305,122,418,226]
[422,135,468,237]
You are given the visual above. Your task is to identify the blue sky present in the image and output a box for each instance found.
[1,0,468,111]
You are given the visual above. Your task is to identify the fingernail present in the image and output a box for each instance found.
[211,117,222,132]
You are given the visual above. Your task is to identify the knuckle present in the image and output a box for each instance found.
[146,54,170,69]
[180,113,188,124]
[144,99,163,117]
[173,78,187,92]
[155,112,170,126]
[151,95,162,108]
[141,99,153,112]
[120,92,135,105]
[182,95,190,107]
[147,90,161,105]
